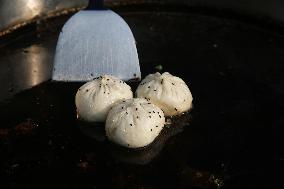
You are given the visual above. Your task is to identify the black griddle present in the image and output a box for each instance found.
[0,4,283,189]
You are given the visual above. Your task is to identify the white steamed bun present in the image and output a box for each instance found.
[105,98,165,148]
[75,75,133,122]
[136,72,193,116]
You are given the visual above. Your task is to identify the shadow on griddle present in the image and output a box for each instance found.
[77,112,192,165]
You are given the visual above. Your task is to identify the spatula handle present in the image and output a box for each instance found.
[87,0,104,10]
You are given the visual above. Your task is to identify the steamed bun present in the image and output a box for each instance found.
[75,75,133,122]
[136,72,193,116]
[105,98,165,148]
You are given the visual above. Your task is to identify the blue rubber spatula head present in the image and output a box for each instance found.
[52,0,141,82]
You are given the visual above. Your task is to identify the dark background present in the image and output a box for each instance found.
[0,1,284,189]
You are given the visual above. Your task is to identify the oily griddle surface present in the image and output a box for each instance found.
[0,6,283,189]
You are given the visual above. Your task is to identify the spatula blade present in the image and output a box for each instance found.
[52,10,141,82]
